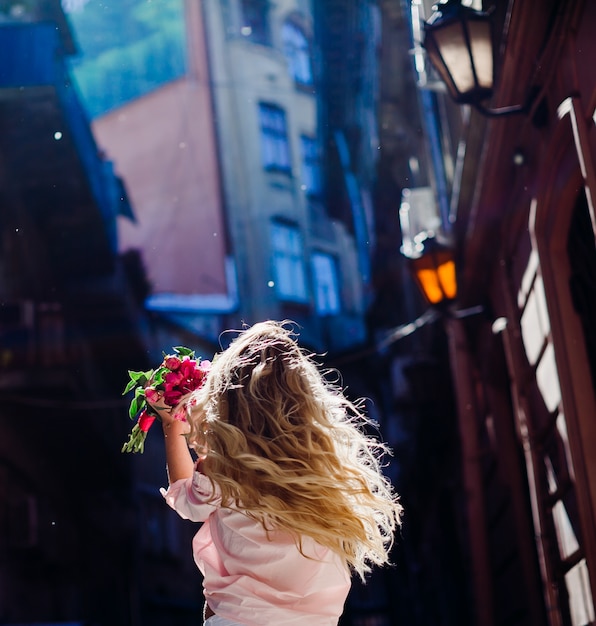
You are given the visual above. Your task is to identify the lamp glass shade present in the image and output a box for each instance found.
[412,253,457,305]
[424,2,494,105]
[467,20,493,90]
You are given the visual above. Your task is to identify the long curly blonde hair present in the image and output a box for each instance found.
[186,320,402,580]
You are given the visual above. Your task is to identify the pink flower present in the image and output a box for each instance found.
[145,386,160,403]
[138,410,156,433]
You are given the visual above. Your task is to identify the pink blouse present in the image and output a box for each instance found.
[161,471,351,626]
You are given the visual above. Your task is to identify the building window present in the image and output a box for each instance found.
[240,0,270,45]
[270,221,307,302]
[282,21,312,86]
[312,252,340,315]
[259,103,291,172]
[300,135,321,197]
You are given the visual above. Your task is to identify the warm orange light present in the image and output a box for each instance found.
[412,254,457,305]
[438,259,457,298]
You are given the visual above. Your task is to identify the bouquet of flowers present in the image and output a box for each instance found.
[121,346,211,454]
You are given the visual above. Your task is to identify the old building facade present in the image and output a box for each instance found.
[199,0,369,352]
[403,0,596,624]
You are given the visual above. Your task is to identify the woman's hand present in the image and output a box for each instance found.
[146,392,191,438]
[147,391,195,483]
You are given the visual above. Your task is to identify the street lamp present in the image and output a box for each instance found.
[423,0,533,117]
[397,183,490,625]
[399,187,457,307]
[407,236,457,305]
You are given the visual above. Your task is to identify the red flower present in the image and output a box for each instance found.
[165,370,184,389]
[164,389,183,406]
[179,358,197,378]
[122,347,212,453]
[164,355,182,371]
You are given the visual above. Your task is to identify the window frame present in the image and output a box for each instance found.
[239,0,271,46]
[258,103,292,173]
[270,220,308,303]
[311,250,341,316]
[281,20,313,87]
[300,134,322,197]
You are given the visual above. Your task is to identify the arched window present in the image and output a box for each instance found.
[281,21,312,86]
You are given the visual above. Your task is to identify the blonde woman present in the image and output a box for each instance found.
[154,320,402,626]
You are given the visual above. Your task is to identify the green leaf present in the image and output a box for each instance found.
[128,369,151,383]
[128,394,146,419]
[123,368,155,395]
[152,366,168,385]
[122,378,137,395]
[173,346,195,358]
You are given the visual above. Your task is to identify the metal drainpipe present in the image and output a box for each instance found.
[444,315,495,626]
